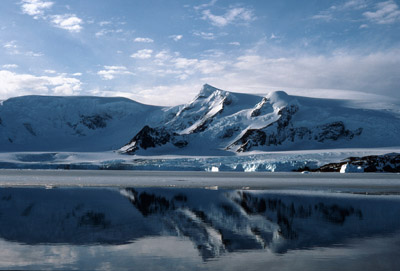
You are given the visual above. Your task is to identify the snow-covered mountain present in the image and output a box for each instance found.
[0,95,163,151]
[1,84,399,154]
[120,84,400,155]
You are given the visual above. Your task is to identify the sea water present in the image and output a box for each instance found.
[0,170,399,270]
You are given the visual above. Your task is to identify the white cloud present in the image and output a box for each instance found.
[194,0,217,11]
[134,37,154,43]
[3,41,17,49]
[3,41,42,57]
[20,1,83,33]
[97,66,133,80]
[202,7,254,27]
[51,14,83,33]
[313,0,368,22]
[44,69,56,74]
[118,84,203,106]
[229,41,240,46]
[130,49,153,59]
[0,70,81,99]
[150,50,226,80]
[203,50,400,100]
[20,0,54,19]
[312,13,333,21]
[193,31,216,40]
[342,0,368,10]
[72,72,82,76]
[154,50,172,59]
[25,51,43,57]
[79,48,400,106]
[169,35,183,41]
[95,28,123,37]
[2,64,18,69]
[98,21,111,26]
[363,0,400,24]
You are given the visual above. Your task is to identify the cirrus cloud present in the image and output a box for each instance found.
[133,37,154,43]
[363,0,400,24]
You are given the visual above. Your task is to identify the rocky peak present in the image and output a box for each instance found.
[196,84,221,99]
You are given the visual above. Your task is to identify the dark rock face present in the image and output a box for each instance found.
[124,126,171,153]
[310,153,400,173]
[236,129,267,152]
[23,123,36,136]
[80,113,112,130]
[315,122,362,142]
[123,125,188,154]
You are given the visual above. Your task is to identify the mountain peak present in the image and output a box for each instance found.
[197,84,222,98]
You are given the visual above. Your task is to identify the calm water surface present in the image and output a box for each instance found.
[0,171,399,270]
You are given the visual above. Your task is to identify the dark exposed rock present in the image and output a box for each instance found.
[235,129,267,152]
[80,113,112,130]
[192,118,213,133]
[78,211,110,228]
[122,124,190,154]
[315,122,362,142]
[23,123,36,136]
[172,139,188,148]
[124,125,172,153]
[309,153,400,173]
[220,126,240,139]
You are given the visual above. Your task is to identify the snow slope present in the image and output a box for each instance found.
[1,84,399,156]
[0,95,163,151]
[120,84,400,155]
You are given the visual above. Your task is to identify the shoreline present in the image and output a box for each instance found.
[0,169,399,192]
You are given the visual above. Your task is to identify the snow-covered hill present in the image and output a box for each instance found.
[120,84,400,155]
[1,84,399,155]
[0,95,163,151]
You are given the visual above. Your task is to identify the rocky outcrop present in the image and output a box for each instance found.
[121,125,188,154]
[80,113,112,130]
[311,153,400,173]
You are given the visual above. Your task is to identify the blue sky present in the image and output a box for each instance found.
[1,0,400,105]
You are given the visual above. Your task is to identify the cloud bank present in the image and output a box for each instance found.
[0,70,82,98]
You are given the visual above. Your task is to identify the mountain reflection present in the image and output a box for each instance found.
[0,187,399,259]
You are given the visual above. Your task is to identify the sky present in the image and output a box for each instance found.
[0,0,400,105]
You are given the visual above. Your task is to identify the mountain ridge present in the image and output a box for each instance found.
[1,84,399,154]
[120,84,400,155]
